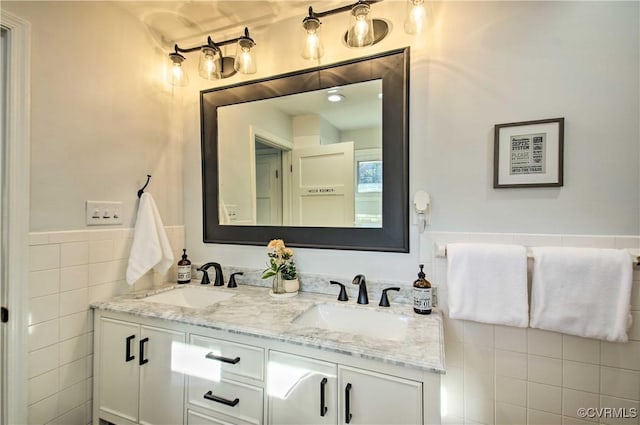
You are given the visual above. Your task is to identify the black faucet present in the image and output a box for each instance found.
[352,274,368,305]
[379,287,401,307]
[198,262,224,286]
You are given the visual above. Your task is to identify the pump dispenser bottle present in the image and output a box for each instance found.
[413,264,432,314]
[177,249,191,284]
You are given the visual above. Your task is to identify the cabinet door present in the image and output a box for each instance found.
[268,351,337,425]
[338,366,423,425]
[99,318,140,423]
[139,325,186,425]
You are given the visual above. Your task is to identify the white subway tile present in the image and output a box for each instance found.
[59,311,89,341]
[88,261,116,286]
[614,236,640,250]
[444,317,465,343]
[528,382,562,415]
[29,233,50,246]
[59,288,88,317]
[89,239,114,263]
[601,341,640,371]
[28,320,59,351]
[629,311,640,341]
[28,294,59,325]
[60,242,89,268]
[527,408,562,425]
[113,238,133,260]
[563,416,599,425]
[28,369,59,404]
[87,281,120,303]
[632,283,640,310]
[29,344,59,378]
[494,325,527,353]
[29,269,60,298]
[601,367,640,401]
[60,265,89,292]
[28,394,58,425]
[48,231,89,244]
[528,328,562,359]
[89,229,120,241]
[58,380,87,417]
[495,376,527,407]
[495,402,526,425]
[512,234,563,248]
[113,259,128,282]
[54,403,86,425]
[495,350,527,380]
[85,355,93,378]
[563,335,601,364]
[442,366,464,418]
[86,332,94,355]
[58,358,86,390]
[528,355,562,386]
[464,369,495,425]
[445,341,464,368]
[563,360,600,393]
[59,335,88,366]
[599,395,640,425]
[563,388,600,420]
[464,343,494,374]
[29,244,60,272]
[464,321,494,348]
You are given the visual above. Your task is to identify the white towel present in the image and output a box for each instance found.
[530,247,633,342]
[447,243,529,327]
[126,193,174,285]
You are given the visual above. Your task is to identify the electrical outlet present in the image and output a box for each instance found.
[86,201,123,226]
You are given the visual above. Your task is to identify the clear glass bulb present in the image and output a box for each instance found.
[404,0,426,35]
[301,18,324,60]
[167,53,188,86]
[346,3,374,48]
[199,47,219,80]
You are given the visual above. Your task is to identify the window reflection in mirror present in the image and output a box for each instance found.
[217,79,382,228]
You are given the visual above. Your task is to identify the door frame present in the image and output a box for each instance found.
[1,10,30,425]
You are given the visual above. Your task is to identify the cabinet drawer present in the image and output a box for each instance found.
[188,376,263,425]
[187,409,233,425]
[190,335,264,381]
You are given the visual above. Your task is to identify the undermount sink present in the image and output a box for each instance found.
[293,303,409,341]
[142,287,236,309]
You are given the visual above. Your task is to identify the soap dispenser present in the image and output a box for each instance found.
[177,249,191,284]
[413,264,432,315]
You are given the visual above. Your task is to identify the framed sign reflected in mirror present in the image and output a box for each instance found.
[201,48,409,252]
[494,118,565,188]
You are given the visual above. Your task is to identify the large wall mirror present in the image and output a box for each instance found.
[201,47,409,252]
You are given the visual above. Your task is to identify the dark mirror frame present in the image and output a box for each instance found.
[200,47,409,252]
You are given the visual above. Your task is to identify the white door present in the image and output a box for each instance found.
[139,326,186,425]
[255,152,282,225]
[99,318,141,423]
[292,142,354,227]
[268,351,337,425]
[338,366,423,425]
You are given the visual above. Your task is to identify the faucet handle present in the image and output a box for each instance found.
[379,287,400,307]
[330,281,349,302]
[228,272,243,288]
[198,269,211,285]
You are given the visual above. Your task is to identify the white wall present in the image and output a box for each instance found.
[181,1,639,283]
[1,1,183,232]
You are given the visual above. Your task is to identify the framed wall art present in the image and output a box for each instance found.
[493,117,564,188]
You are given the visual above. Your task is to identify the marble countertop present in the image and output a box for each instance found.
[91,284,445,374]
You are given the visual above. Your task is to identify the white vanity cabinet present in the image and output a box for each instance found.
[266,351,422,425]
[95,316,186,425]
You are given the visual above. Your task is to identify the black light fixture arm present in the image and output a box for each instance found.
[306,0,382,19]
[173,27,255,55]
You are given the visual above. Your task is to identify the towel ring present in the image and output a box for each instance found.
[137,175,151,198]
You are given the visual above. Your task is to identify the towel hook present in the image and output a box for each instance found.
[137,175,151,198]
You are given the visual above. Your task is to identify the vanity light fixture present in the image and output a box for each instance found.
[166,27,257,86]
[301,0,389,60]
[404,0,427,35]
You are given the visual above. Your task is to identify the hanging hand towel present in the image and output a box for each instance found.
[530,247,633,342]
[126,193,174,285]
[447,243,529,327]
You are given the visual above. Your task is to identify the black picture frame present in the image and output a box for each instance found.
[494,117,564,188]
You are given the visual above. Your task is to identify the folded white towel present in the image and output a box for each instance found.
[447,243,529,327]
[530,247,633,342]
[126,193,174,285]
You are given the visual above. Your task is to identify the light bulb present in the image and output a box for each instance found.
[167,52,188,86]
[302,16,324,60]
[405,0,426,35]
[346,3,374,48]
[199,46,219,80]
[234,29,257,74]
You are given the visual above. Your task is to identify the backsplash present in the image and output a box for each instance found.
[420,231,640,425]
[26,226,184,425]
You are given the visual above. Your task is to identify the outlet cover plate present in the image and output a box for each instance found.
[86,201,123,226]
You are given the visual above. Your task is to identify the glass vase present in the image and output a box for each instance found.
[272,271,286,295]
